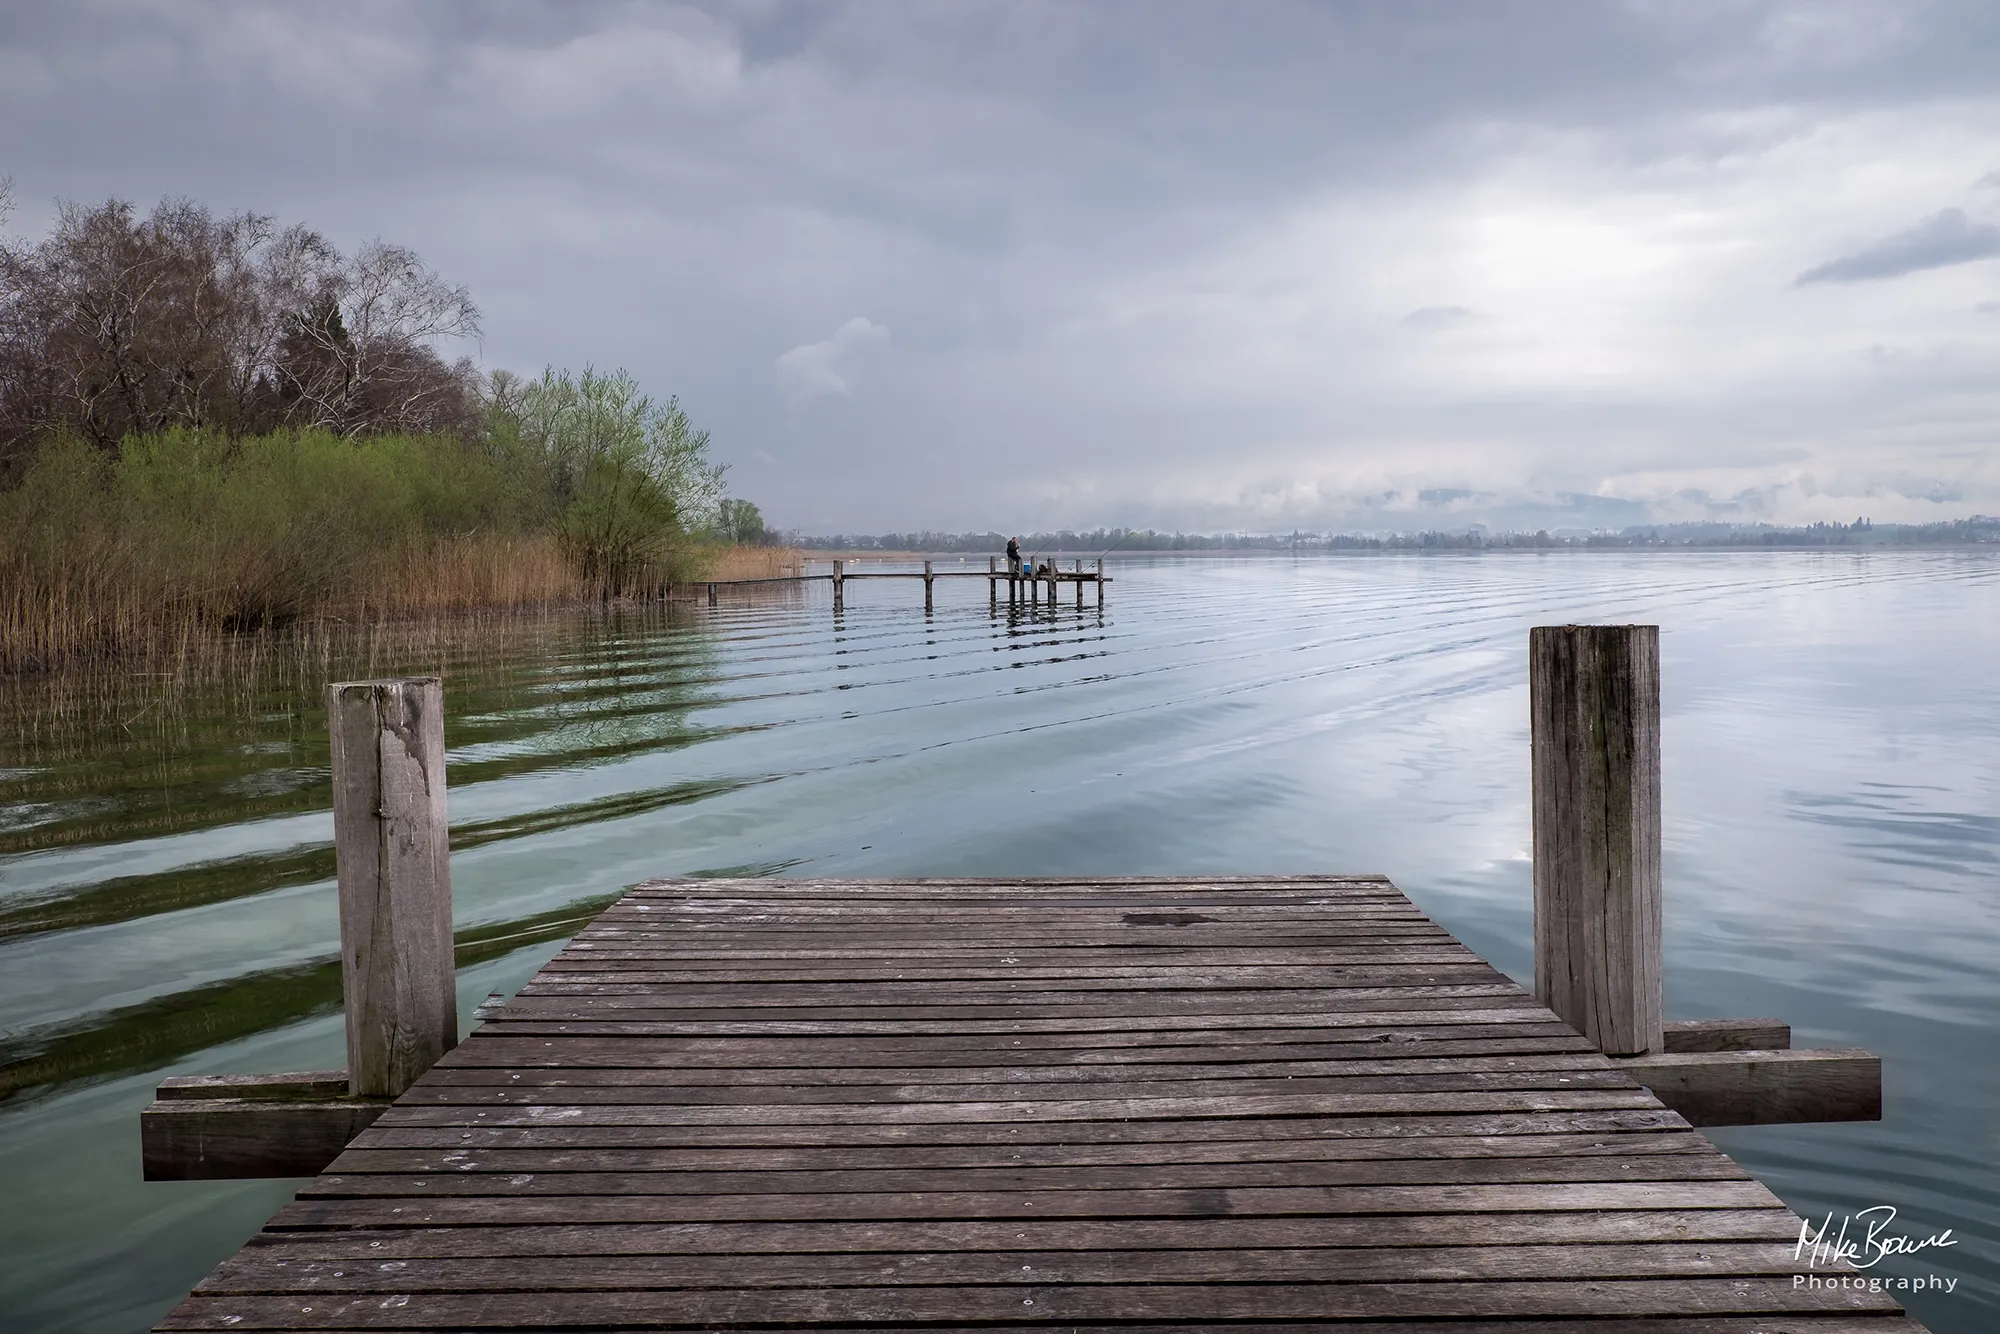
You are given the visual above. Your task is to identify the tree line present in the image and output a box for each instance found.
[793,518,2000,552]
[0,186,756,672]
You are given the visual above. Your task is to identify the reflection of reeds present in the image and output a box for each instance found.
[0,894,624,1104]
[0,600,708,763]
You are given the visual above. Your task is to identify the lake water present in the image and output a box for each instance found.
[0,551,1993,1333]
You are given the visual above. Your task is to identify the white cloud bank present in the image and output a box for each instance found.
[775,317,888,399]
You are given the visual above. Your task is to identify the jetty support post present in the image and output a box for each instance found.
[141,676,459,1179]
[707,582,717,607]
[1528,626,1881,1124]
[1096,558,1105,608]
[988,556,997,611]
[924,559,935,614]
[833,560,845,613]
[330,677,459,1097]
[1530,625,1662,1057]
[1075,558,1084,607]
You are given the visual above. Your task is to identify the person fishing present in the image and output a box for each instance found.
[1005,536,1023,573]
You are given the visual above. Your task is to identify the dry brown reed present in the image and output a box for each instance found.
[703,545,807,581]
[0,540,805,678]
[337,534,585,620]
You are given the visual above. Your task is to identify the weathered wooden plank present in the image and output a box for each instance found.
[536,952,1486,976]
[303,1153,1750,1200]
[155,1072,351,1102]
[349,1108,1693,1150]
[436,1034,1601,1069]
[425,1050,1611,1082]
[1531,624,1663,1057]
[490,987,1534,1020]
[167,1318,1932,1334]
[329,1129,1715,1174]
[1616,1049,1882,1126]
[457,1019,1590,1053]
[239,1207,1810,1255]
[509,976,1522,1004]
[155,1274,1900,1327]
[195,1240,1846,1292]
[541,944,1467,966]
[327,677,457,1098]
[372,1087,1666,1128]
[266,1179,1788,1228]
[458,1012,1576,1040]
[1665,1018,1792,1052]
[390,1069,1643,1108]
[142,1099,388,1181]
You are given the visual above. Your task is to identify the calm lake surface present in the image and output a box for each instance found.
[1,551,1994,1333]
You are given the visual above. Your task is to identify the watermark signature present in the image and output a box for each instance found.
[1793,1205,1959,1294]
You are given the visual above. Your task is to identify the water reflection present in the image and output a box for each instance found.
[0,553,1994,1333]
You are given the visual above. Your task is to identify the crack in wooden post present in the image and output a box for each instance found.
[328,678,457,1098]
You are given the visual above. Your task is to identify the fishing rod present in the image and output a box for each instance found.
[1093,527,1137,560]
[1019,527,1134,573]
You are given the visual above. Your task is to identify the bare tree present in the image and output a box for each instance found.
[0,194,482,465]
[273,239,481,436]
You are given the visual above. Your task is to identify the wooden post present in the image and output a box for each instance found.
[1096,558,1105,608]
[328,678,458,1097]
[1075,559,1084,607]
[923,559,934,614]
[707,582,717,607]
[988,556,997,611]
[832,560,845,612]
[1530,625,1663,1057]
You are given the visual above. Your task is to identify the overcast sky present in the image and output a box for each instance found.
[4,1,1999,533]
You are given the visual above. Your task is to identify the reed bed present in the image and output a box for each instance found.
[702,545,807,581]
[0,430,787,678]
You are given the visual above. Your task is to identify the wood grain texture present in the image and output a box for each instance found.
[156,1072,351,1101]
[1665,1018,1792,1052]
[328,678,457,1099]
[1616,1049,1882,1126]
[1530,624,1664,1056]
[141,1099,388,1181]
[153,877,1921,1332]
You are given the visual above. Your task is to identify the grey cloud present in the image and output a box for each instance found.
[4,2,1999,532]
[1978,169,2000,188]
[1977,301,2000,314]
[1402,306,1476,330]
[1795,207,2000,284]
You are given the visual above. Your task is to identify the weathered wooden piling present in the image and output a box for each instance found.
[832,559,845,612]
[923,559,935,613]
[1529,625,1661,1057]
[1096,556,1106,607]
[327,677,459,1096]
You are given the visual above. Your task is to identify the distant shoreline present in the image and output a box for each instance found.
[798,543,2000,562]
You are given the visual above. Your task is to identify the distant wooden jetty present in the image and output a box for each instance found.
[139,631,1924,1332]
[693,557,1110,612]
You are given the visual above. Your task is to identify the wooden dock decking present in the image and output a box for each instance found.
[157,876,1923,1332]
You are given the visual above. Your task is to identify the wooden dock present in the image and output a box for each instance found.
[154,875,1922,1332]
[693,558,1110,612]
